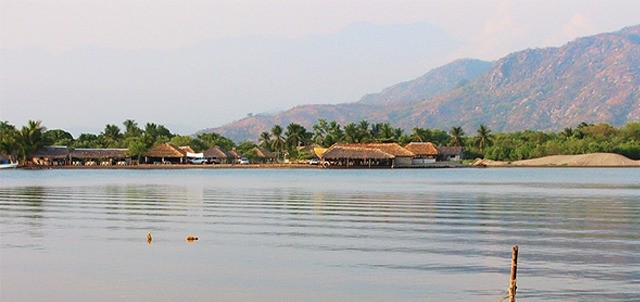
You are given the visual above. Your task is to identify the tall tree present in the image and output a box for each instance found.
[258,131,272,150]
[123,119,142,138]
[101,124,123,147]
[474,124,493,153]
[285,123,310,149]
[44,129,74,146]
[449,126,465,147]
[17,120,49,164]
[0,121,19,162]
[270,125,284,160]
[357,120,371,142]
[344,123,358,143]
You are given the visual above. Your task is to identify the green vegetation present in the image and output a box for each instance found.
[2,119,639,165]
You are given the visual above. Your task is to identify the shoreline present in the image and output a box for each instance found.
[15,163,640,170]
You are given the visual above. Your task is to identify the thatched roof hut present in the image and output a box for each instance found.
[203,146,227,158]
[438,146,464,161]
[253,147,276,163]
[30,146,70,166]
[322,146,394,160]
[203,146,228,163]
[144,143,186,163]
[31,146,70,159]
[405,142,439,157]
[322,143,414,167]
[226,149,241,161]
[254,147,275,159]
[70,148,128,159]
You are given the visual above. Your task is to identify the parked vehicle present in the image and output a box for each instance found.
[239,157,249,165]
[188,157,208,164]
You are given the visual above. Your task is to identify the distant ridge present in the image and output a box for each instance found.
[207,58,492,141]
[208,24,640,142]
[358,59,492,105]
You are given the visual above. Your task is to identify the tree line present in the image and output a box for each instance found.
[2,119,639,164]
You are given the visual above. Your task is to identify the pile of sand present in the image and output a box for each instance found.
[473,153,640,167]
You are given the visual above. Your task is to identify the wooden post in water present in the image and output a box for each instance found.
[509,245,519,302]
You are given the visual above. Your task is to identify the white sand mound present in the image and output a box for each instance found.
[473,153,640,167]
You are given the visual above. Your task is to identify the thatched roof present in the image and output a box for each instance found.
[405,142,439,156]
[203,146,228,158]
[179,146,196,153]
[31,146,70,158]
[313,147,327,158]
[322,145,394,160]
[226,149,241,159]
[438,146,464,156]
[333,143,414,157]
[254,147,275,159]
[145,143,186,158]
[70,148,128,159]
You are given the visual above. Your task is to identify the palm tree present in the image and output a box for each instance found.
[474,124,493,153]
[258,131,272,150]
[393,127,404,141]
[449,126,465,147]
[0,121,19,162]
[379,123,395,141]
[344,123,358,143]
[17,120,48,164]
[357,120,370,142]
[271,125,284,161]
[101,124,124,147]
[561,127,574,139]
[312,119,329,145]
[285,123,309,149]
[123,119,142,138]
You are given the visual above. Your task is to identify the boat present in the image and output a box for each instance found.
[0,162,18,169]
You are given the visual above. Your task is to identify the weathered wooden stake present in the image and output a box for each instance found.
[509,245,519,302]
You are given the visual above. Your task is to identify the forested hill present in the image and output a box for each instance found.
[208,25,640,142]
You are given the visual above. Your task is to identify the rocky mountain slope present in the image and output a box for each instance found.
[395,24,640,132]
[208,58,493,141]
[209,25,640,142]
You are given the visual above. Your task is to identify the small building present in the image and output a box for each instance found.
[321,143,415,168]
[438,146,464,161]
[254,147,276,164]
[405,142,439,165]
[69,148,130,166]
[226,149,242,164]
[30,146,70,166]
[144,143,186,164]
[203,146,228,164]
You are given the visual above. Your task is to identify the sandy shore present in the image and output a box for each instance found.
[473,153,640,167]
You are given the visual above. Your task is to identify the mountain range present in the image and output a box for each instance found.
[209,24,640,142]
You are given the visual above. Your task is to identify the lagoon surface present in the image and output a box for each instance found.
[1,168,639,301]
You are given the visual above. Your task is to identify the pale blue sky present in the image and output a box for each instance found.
[1,0,639,135]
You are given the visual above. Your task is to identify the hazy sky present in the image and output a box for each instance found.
[1,0,639,136]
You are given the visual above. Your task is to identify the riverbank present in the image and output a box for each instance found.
[473,152,640,167]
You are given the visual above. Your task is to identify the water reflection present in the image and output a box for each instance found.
[1,169,639,301]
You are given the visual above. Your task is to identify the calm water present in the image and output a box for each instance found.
[1,168,639,301]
